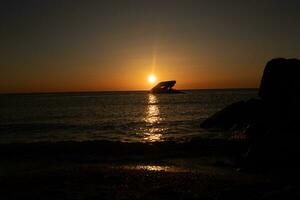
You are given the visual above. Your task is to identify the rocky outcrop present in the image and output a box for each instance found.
[259,58,300,103]
[259,58,300,130]
[201,58,300,167]
[201,99,264,130]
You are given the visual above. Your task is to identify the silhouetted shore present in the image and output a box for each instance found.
[0,139,299,199]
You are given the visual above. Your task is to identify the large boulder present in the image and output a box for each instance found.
[200,99,264,130]
[259,58,300,129]
[246,58,300,167]
[202,58,300,132]
[259,58,300,103]
[201,58,300,168]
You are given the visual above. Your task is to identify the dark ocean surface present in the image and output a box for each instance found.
[0,89,257,144]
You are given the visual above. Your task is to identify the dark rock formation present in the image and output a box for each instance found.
[259,58,300,130]
[248,58,300,167]
[150,80,182,94]
[201,58,300,168]
[259,58,300,103]
[201,99,264,130]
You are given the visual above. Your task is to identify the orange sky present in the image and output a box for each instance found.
[1,1,300,93]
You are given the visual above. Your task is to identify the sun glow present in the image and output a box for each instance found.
[148,74,157,84]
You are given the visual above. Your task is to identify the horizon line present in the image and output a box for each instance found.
[0,87,259,95]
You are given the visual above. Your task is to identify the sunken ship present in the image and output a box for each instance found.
[150,80,182,94]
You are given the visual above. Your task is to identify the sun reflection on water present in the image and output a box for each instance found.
[142,94,165,142]
[122,165,189,173]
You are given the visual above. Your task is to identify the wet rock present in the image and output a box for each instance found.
[201,99,264,130]
[201,58,300,168]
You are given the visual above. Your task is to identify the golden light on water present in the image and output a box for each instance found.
[121,165,188,173]
[143,94,164,142]
[147,74,157,84]
[145,96,160,124]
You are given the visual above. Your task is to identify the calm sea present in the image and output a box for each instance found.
[0,89,257,144]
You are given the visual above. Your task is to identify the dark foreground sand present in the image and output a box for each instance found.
[0,140,299,200]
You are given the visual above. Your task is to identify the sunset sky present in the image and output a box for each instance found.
[1,0,300,93]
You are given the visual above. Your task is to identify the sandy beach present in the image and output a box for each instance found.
[0,140,299,200]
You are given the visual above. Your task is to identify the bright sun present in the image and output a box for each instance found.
[148,74,157,84]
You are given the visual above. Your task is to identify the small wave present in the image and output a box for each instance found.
[0,138,248,162]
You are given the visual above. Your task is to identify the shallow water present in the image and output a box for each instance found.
[0,89,257,143]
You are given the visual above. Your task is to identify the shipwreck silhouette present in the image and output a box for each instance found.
[150,80,182,94]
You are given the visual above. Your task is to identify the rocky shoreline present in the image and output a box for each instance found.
[201,58,300,168]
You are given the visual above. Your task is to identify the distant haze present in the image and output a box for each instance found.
[1,0,300,93]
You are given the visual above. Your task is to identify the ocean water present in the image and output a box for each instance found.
[0,89,257,144]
